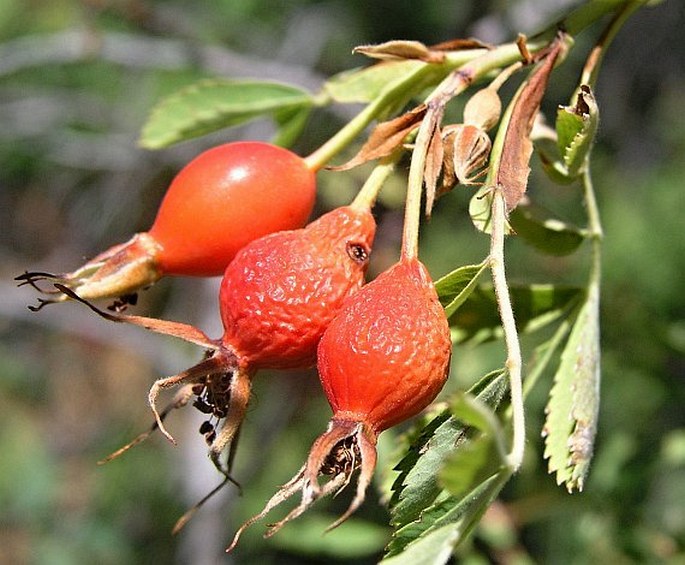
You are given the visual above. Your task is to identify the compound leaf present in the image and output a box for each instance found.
[543,283,600,492]
[140,79,313,149]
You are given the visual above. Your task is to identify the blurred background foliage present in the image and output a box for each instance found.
[1,1,683,564]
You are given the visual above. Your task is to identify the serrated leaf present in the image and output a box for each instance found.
[381,522,461,565]
[388,371,507,528]
[324,60,426,104]
[434,260,489,318]
[438,394,508,498]
[140,79,313,149]
[451,284,583,343]
[533,133,576,184]
[384,471,509,561]
[543,283,600,492]
[556,85,599,177]
[509,200,587,256]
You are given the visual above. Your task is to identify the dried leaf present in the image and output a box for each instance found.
[329,105,427,171]
[440,125,491,196]
[354,40,445,63]
[451,125,491,185]
[429,38,492,52]
[440,129,458,192]
[497,39,565,212]
[424,125,445,216]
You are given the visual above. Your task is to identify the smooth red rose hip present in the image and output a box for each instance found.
[150,141,316,276]
[17,141,317,307]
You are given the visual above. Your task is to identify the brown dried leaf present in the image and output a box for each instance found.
[441,128,458,193]
[329,104,427,171]
[439,125,491,195]
[354,40,445,63]
[429,38,493,51]
[498,40,564,212]
[452,125,491,184]
[424,124,445,216]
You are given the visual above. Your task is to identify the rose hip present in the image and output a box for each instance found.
[59,205,376,474]
[227,256,451,548]
[17,141,316,308]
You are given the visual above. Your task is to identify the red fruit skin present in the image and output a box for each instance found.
[317,257,451,433]
[219,206,376,370]
[149,142,316,276]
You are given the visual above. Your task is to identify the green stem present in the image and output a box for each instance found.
[350,152,401,211]
[550,0,640,37]
[488,189,525,471]
[582,165,603,288]
[303,50,487,172]
[580,0,644,89]
[401,39,552,260]
[401,112,434,260]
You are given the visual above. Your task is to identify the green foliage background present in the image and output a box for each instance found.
[1,1,683,563]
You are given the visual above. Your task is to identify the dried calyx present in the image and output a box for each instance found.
[227,258,452,551]
[227,418,377,551]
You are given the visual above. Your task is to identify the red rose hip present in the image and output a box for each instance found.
[17,141,317,307]
[228,256,452,548]
[60,205,376,475]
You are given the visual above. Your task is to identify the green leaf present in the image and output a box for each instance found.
[434,260,489,318]
[384,471,510,563]
[381,522,461,565]
[387,371,508,550]
[449,392,501,435]
[451,284,583,343]
[140,79,314,149]
[438,434,496,498]
[523,314,575,398]
[509,201,587,256]
[324,60,426,104]
[533,133,576,185]
[439,394,508,498]
[543,283,601,492]
[556,85,599,178]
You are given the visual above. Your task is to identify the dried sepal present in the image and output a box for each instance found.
[329,104,427,171]
[440,124,492,192]
[52,284,219,350]
[424,124,445,216]
[15,233,163,306]
[226,419,378,553]
[50,285,252,476]
[354,40,446,63]
[429,38,492,52]
[97,384,196,465]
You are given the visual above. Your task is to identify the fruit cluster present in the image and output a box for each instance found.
[18,138,452,549]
